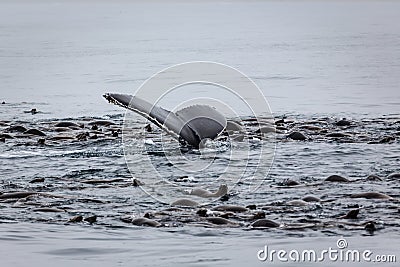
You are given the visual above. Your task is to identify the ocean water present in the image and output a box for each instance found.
[1,0,400,266]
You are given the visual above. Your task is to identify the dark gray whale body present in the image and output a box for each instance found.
[103,93,227,148]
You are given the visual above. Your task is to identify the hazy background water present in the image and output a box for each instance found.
[1,0,399,119]
[1,0,399,266]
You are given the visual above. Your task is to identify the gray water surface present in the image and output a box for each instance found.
[1,1,400,266]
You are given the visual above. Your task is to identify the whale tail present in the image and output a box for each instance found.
[103,93,227,147]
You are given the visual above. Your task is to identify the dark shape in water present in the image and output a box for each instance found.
[340,209,359,219]
[171,198,200,207]
[365,174,383,181]
[302,195,321,202]
[111,130,119,137]
[131,217,161,227]
[81,178,124,184]
[24,129,46,136]
[250,219,280,228]
[251,211,266,220]
[246,204,257,210]
[287,131,307,141]
[0,133,13,139]
[350,192,392,200]
[29,177,45,183]
[336,118,351,126]
[326,132,350,138]
[103,93,227,148]
[281,179,301,186]
[364,222,377,233]
[88,120,115,126]
[213,205,248,213]
[33,207,65,213]
[206,217,236,225]
[6,125,27,133]
[132,178,143,187]
[37,138,45,145]
[68,215,83,223]
[325,175,349,183]
[378,136,396,144]
[387,173,400,180]
[0,192,38,199]
[23,108,38,115]
[84,215,97,224]
[196,209,208,217]
[54,122,80,128]
[144,124,152,132]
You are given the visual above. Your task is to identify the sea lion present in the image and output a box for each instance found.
[350,192,392,200]
[50,135,74,140]
[37,138,45,145]
[189,184,228,198]
[76,132,88,141]
[250,219,280,228]
[33,207,65,213]
[325,175,349,183]
[326,132,350,138]
[286,199,309,206]
[339,209,359,219]
[24,129,46,136]
[365,174,383,181]
[299,125,322,131]
[364,222,376,232]
[250,211,266,220]
[24,108,38,115]
[213,205,248,213]
[171,198,200,207]
[206,217,237,225]
[287,131,307,141]
[88,120,115,127]
[378,136,395,143]
[387,173,400,180]
[0,134,13,139]
[84,215,97,224]
[81,178,125,184]
[68,215,83,223]
[302,195,321,202]
[336,118,351,126]
[54,127,73,132]
[0,192,38,199]
[280,179,301,186]
[246,204,257,210]
[54,122,80,128]
[6,125,27,133]
[131,217,161,227]
[29,178,45,183]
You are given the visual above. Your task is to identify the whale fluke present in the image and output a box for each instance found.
[103,93,227,148]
